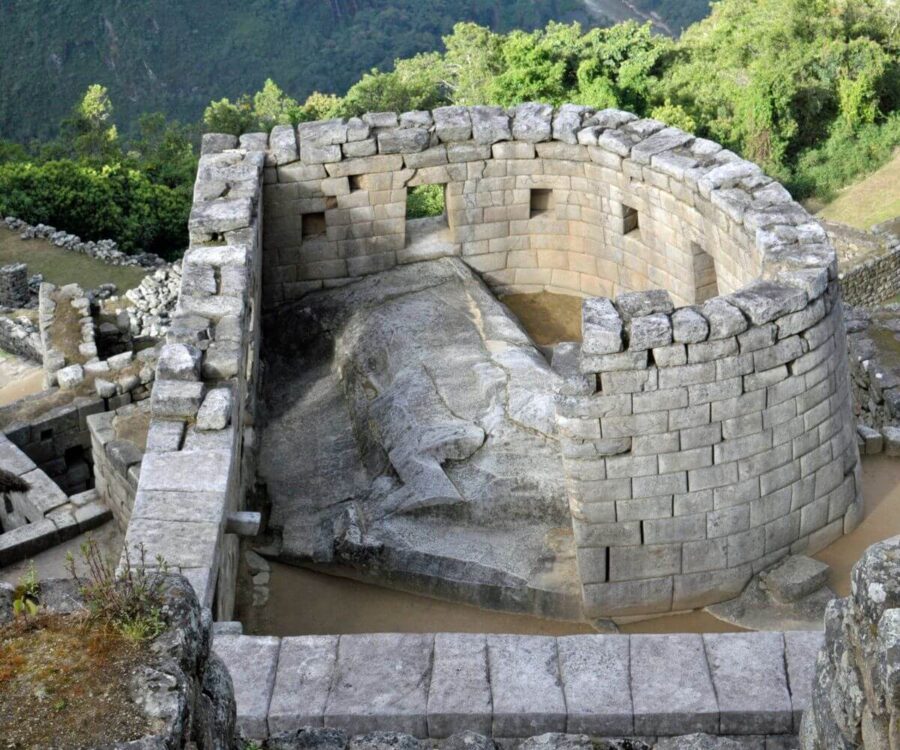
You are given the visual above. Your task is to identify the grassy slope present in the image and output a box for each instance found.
[0,228,146,292]
[817,151,900,230]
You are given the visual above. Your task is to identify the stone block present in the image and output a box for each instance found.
[672,307,709,344]
[783,630,824,730]
[512,102,553,143]
[856,424,883,455]
[557,635,633,736]
[213,634,281,740]
[196,387,233,431]
[427,633,492,738]
[628,313,672,350]
[630,634,718,735]
[703,632,793,735]
[582,577,673,618]
[139,450,230,494]
[150,379,204,420]
[701,298,748,339]
[325,633,434,737]
[759,555,830,603]
[268,635,338,734]
[486,635,566,737]
[616,289,674,319]
[581,298,622,355]
[470,106,512,145]
[433,106,472,142]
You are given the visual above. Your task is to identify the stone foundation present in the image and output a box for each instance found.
[0,262,29,308]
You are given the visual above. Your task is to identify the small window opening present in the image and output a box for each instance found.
[349,175,364,192]
[623,204,639,235]
[406,184,446,220]
[4,495,13,514]
[302,212,327,238]
[40,429,52,441]
[325,196,338,210]
[530,189,554,218]
[692,243,719,303]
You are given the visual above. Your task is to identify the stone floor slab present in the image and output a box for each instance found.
[630,634,719,736]
[557,634,633,735]
[487,635,566,737]
[426,633,492,738]
[213,634,281,740]
[268,635,339,734]
[783,630,824,731]
[324,633,434,737]
[703,633,793,735]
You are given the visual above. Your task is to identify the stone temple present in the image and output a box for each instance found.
[5,103,885,748]
[240,103,861,621]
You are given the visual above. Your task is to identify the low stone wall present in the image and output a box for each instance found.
[0,314,41,361]
[831,220,900,306]
[800,534,900,749]
[87,401,148,530]
[560,279,860,618]
[213,628,822,743]
[120,134,266,620]
[1,394,105,495]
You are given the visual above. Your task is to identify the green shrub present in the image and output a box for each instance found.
[788,115,900,200]
[65,537,169,641]
[0,160,189,259]
[406,184,446,219]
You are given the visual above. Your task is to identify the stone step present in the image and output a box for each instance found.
[213,630,824,742]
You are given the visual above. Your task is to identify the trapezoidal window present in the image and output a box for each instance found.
[622,204,640,236]
[692,243,719,303]
[530,189,554,218]
[302,212,327,238]
[405,184,449,246]
[349,175,364,193]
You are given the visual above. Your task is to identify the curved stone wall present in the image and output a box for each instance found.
[258,104,862,618]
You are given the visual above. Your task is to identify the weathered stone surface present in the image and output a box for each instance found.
[701,298,748,339]
[653,736,745,750]
[512,103,553,143]
[433,107,472,142]
[427,634,491,737]
[784,630,823,730]
[557,635,633,735]
[517,734,592,750]
[672,308,710,344]
[760,556,830,603]
[628,313,672,350]
[157,343,202,381]
[440,732,496,750]
[212,634,280,739]
[378,128,430,154]
[616,289,674,320]
[486,635,566,737]
[630,635,719,735]
[325,634,434,737]
[582,298,623,355]
[703,632,792,735]
[196,387,233,431]
[470,106,511,145]
[552,104,592,145]
[267,727,349,750]
[269,636,338,734]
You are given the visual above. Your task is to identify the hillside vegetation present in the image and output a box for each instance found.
[0,0,896,259]
[0,0,603,142]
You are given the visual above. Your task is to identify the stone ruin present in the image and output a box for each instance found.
[246,103,862,620]
[0,103,887,747]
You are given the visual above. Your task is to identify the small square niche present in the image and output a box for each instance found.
[622,204,640,235]
[302,212,326,238]
[530,189,554,218]
[349,175,364,192]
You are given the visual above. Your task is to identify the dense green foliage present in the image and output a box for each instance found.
[208,0,895,201]
[0,88,195,259]
[0,0,896,260]
[0,0,613,142]
[406,185,447,219]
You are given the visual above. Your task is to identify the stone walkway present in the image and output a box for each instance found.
[213,630,823,742]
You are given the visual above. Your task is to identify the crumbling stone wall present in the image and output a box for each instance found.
[120,133,266,620]
[253,105,860,618]
[800,534,900,749]
[829,220,900,307]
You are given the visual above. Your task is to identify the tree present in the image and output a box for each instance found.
[443,23,504,105]
[203,96,258,135]
[253,79,302,129]
[60,85,120,163]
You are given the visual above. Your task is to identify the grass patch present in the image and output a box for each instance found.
[406,184,446,219]
[0,227,147,293]
[0,612,152,749]
[817,150,900,230]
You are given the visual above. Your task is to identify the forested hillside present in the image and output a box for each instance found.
[0,0,598,141]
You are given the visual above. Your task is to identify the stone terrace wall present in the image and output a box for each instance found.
[560,278,861,618]
[829,220,900,307]
[118,134,266,620]
[213,628,823,743]
[260,105,777,308]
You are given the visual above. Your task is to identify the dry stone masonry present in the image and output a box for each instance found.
[255,105,861,618]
